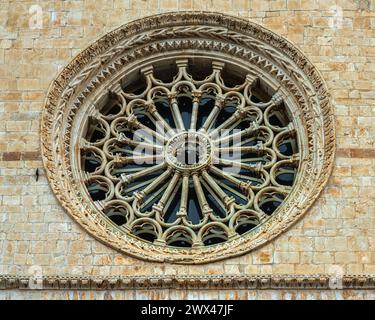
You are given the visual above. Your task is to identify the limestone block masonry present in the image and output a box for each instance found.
[0,0,374,300]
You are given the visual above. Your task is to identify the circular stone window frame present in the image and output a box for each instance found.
[41,12,335,264]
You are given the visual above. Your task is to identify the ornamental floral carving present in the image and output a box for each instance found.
[41,12,335,263]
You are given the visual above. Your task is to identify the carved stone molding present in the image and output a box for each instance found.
[0,275,374,290]
[41,12,335,263]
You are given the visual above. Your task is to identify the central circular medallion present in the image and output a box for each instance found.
[165,131,213,173]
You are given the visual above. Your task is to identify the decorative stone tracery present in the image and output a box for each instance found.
[41,12,335,263]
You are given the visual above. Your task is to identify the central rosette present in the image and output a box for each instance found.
[165,131,213,173]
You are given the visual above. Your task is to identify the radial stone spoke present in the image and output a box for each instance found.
[215,124,258,145]
[219,146,262,153]
[218,158,263,171]
[190,91,201,130]
[231,171,264,186]
[119,167,147,174]
[163,180,182,214]
[120,155,163,164]
[178,175,189,216]
[121,162,166,184]
[137,123,167,145]
[149,105,176,136]
[169,94,185,130]
[201,171,232,210]
[140,184,167,210]
[215,179,248,201]
[201,179,227,212]
[156,172,181,213]
[209,166,248,191]
[140,168,173,196]
[210,114,239,137]
[121,138,164,153]
[126,178,157,193]
[192,174,212,215]
[200,95,224,132]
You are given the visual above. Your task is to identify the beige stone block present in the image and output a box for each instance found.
[251,0,269,11]
[263,16,288,34]
[358,186,374,198]
[92,242,112,254]
[33,254,51,266]
[299,252,313,264]
[364,264,375,273]
[67,255,82,266]
[3,102,20,113]
[335,166,351,176]
[351,165,371,176]
[224,264,240,274]
[334,252,358,264]
[274,251,299,264]
[71,241,91,254]
[313,252,334,264]
[113,0,131,9]
[252,249,274,264]
[346,264,363,274]
[295,264,325,274]
[31,241,45,254]
[269,0,287,10]
[3,195,21,205]
[4,49,23,65]
[179,0,193,9]
[0,39,12,49]
[313,17,330,28]
[288,236,314,251]
[0,186,21,195]
[6,121,30,132]
[272,264,295,274]
[160,0,179,9]
[93,255,113,265]
[287,25,305,44]
[206,265,225,275]
[319,237,348,251]
[233,0,251,10]
[243,265,259,274]
[14,254,28,265]
[342,186,359,198]
[17,241,29,254]
[286,0,301,10]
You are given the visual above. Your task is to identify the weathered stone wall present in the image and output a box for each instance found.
[0,0,374,299]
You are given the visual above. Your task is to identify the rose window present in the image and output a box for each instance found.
[41,13,334,263]
[81,58,299,248]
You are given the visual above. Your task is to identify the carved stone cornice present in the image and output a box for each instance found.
[0,275,374,290]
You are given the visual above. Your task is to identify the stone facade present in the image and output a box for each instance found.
[0,0,374,300]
